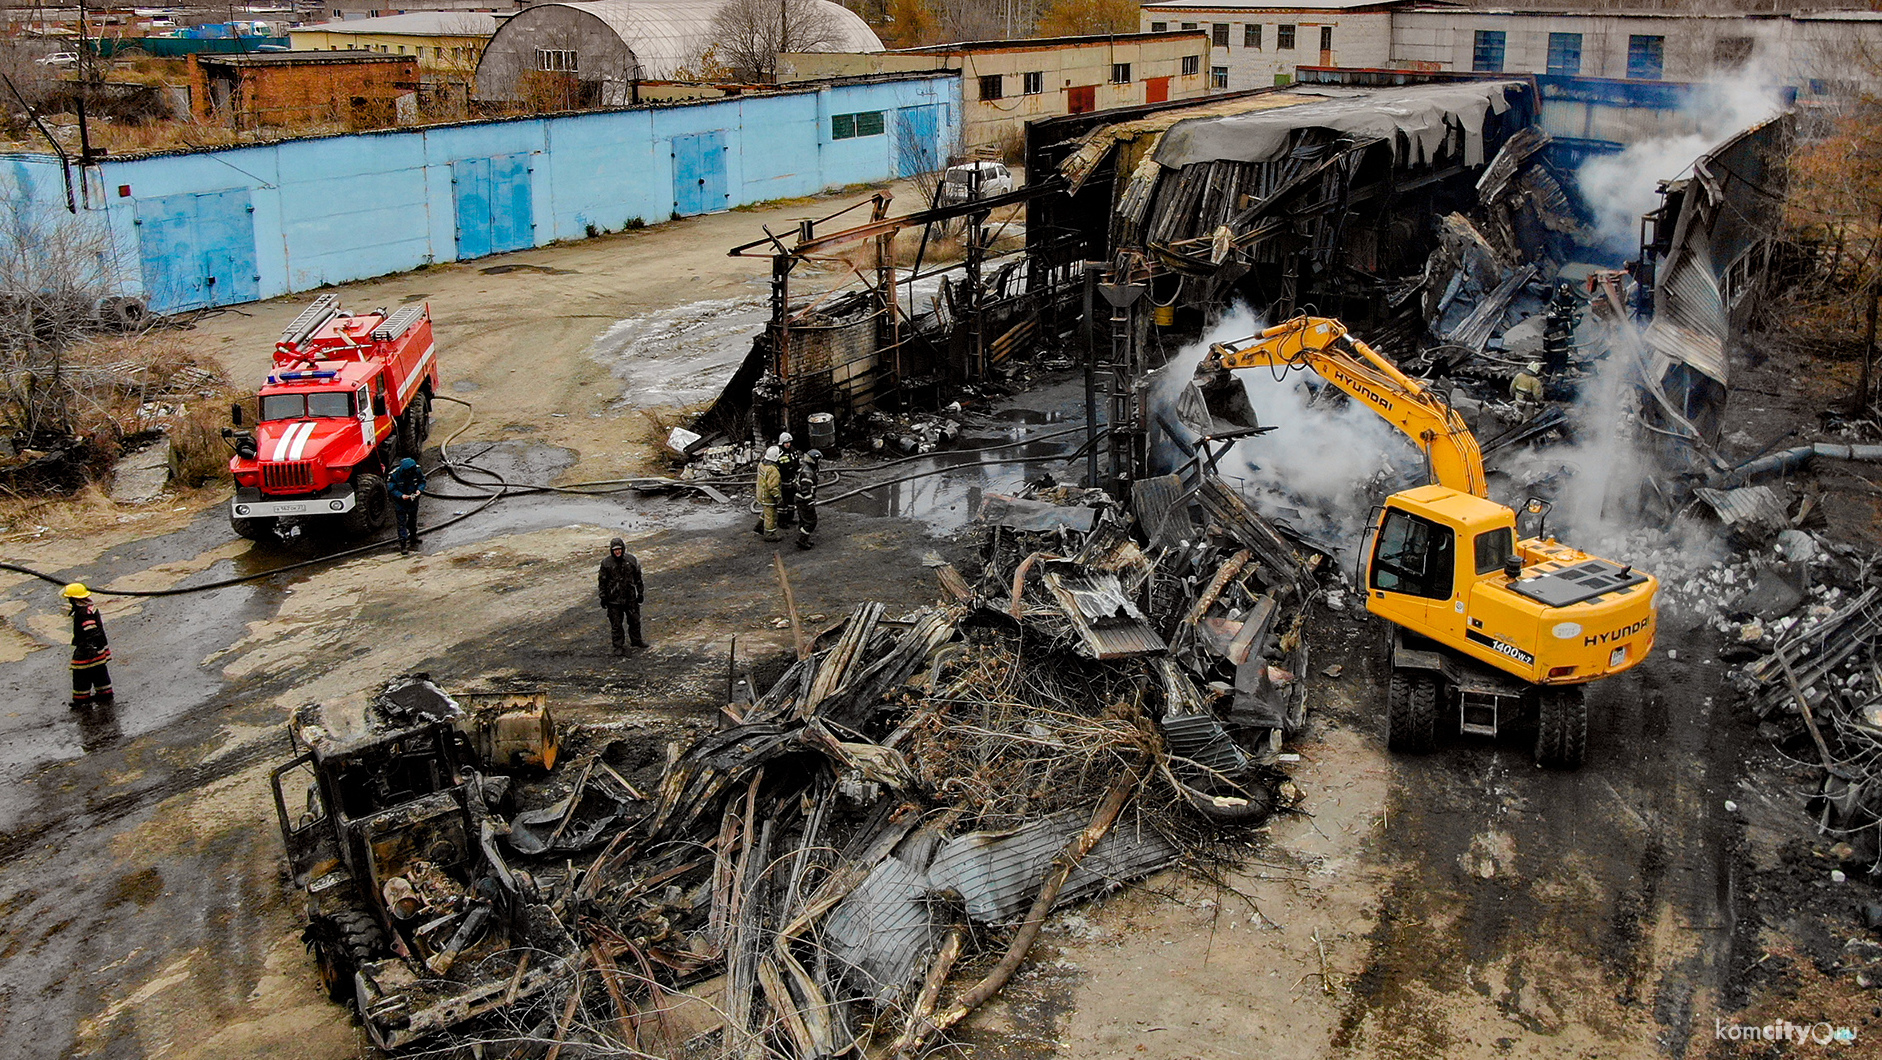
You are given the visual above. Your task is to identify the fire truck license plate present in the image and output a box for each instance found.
[275,503,306,513]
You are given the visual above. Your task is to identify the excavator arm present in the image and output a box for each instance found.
[1187,316,1489,499]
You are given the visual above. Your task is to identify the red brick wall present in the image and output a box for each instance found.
[190,55,418,130]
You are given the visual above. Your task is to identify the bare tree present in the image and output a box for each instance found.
[708,0,847,83]
[0,170,138,446]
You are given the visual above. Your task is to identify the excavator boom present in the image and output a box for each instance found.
[1184,316,1489,498]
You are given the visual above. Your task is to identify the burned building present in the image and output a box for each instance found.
[1025,77,1540,343]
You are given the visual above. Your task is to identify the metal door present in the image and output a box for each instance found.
[451,156,493,259]
[453,153,535,259]
[894,106,939,179]
[671,131,728,216]
[133,188,259,313]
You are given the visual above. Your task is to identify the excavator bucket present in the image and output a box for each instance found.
[1175,365,1263,437]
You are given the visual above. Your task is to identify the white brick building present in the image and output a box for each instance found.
[1390,7,1882,95]
[1139,0,1406,92]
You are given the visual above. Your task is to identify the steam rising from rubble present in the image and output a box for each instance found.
[1150,306,1423,557]
[1574,70,1788,258]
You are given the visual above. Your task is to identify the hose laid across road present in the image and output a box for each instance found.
[2,398,1103,598]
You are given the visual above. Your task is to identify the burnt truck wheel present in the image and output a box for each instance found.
[1534,685,1588,769]
[342,473,390,536]
[1386,670,1439,753]
[304,909,382,1003]
[230,513,276,541]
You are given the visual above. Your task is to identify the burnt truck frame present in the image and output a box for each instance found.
[271,691,564,1051]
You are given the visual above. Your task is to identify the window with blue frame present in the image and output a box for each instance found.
[1546,32,1581,75]
[1627,34,1664,79]
[1472,30,1505,72]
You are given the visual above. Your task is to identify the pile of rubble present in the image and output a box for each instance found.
[294,474,1326,1057]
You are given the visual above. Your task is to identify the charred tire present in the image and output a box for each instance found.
[342,473,390,536]
[1386,669,1439,753]
[304,909,381,1003]
[230,513,276,541]
[1534,685,1588,769]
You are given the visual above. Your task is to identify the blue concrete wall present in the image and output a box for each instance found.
[6,75,959,313]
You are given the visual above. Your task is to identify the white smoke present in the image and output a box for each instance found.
[1575,70,1789,258]
[1150,306,1423,555]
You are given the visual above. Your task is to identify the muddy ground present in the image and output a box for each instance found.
[1,180,1877,1059]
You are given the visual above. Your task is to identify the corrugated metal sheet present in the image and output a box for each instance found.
[1040,567,1167,659]
[1159,712,1252,775]
[1694,485,1789,535]
[978,493,1099,534]
[926,811,1181,923]
[1643,317,1726,386]
[1131,474,1192,550]
[823,855,939,1005]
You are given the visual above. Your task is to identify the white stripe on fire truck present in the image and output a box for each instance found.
[286,421,318,460]
[269,422,300,463]
[396,343,435,405]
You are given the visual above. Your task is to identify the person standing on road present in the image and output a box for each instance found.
[598,537,647,654]
[795,449,822,550]
[754,445,783,542]
[388,456,427,553]
[64,583,112,708]
[775,433,800,526]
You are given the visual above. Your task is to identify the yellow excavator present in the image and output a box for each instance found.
[1181,316,1657,768]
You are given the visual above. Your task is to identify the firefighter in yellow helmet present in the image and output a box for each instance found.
[63,584,113,708]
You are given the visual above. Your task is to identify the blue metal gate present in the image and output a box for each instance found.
[452,153,535,260]
[895,106,940,179]
[671,132,728,216]
[133,188,259,312]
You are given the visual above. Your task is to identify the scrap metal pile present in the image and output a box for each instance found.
[305,475,1325,1057]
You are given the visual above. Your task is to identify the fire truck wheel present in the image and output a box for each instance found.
[230,513,276,541]
[343,474,390,535]
[1534,685,1587,769]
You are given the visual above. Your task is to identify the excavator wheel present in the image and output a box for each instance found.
[304,908,382,1003]
[1533,685,1588,769]
[1386,670,1439,753]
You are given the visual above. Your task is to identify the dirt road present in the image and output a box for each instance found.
[0,179,1852,1059]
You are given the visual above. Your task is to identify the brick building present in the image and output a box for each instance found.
[779,32,1215,150]
[188,51,419,130]
[1141,0,1411,91]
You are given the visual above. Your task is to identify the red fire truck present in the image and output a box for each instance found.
[226,295,439,540]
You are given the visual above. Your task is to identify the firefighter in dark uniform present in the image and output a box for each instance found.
[388,456,427,553]
[775,432,799,526]
[795,449,822,549]
[598,537,646,654]
[65,583,112,707]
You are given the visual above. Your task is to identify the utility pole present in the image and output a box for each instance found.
[75,0,94,165]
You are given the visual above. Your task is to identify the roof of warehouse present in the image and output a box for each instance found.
[493,0,880,80]
[296,11,500,36]
[888,30,1208,54]
[195,49,415,65]
[1144,0,1432,10]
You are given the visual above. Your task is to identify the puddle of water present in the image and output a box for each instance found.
[829,431,1084,533]
[482,263,577,276]
[589,297,770,408]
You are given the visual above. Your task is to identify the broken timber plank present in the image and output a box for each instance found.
[1198,477,1306,592]
[773,553,809,659]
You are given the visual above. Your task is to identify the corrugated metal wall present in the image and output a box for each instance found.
[3,76,961,313]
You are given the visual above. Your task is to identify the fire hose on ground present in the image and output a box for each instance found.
[1,398,1109,599]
